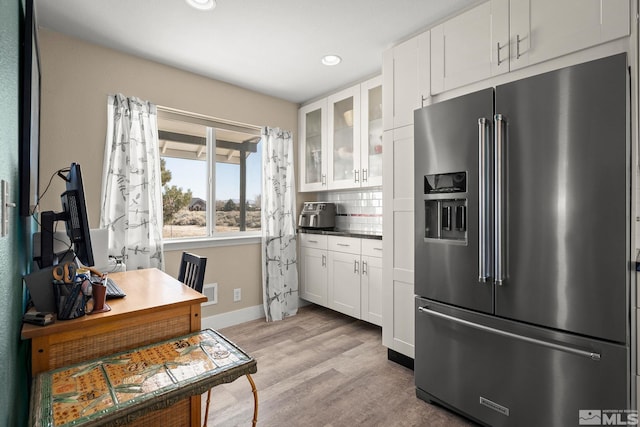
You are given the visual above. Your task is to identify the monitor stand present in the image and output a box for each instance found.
[37,210,69,268]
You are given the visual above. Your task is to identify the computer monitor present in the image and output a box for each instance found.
[37,163,94,268]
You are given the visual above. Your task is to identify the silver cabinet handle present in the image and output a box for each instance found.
[362,261,367,275]
[354,169,359,183]
[322,174,326,186]
[478,118,490,283]
[354,260,359,274]
[516,34,522,59]
[418,306,601,361]
[362,168,368,183]
[496,42,505,65]
[337,243,350,247]
[373,247,382,251]
[494,114,506,286]
[322,254,326,267]
[307,239,318,243]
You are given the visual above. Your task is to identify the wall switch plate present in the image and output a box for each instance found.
[1,180,16,237]
[201,283,218,306]
[233,288,241,302]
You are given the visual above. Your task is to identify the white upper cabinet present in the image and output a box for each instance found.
[299,77,383,192]
[298,99,328,192]
[327,85,361,189]
[360,75,384,187]
[431,0,629,93]
[383,31,430,131]
[431,0,509,94]
[510,0,630,70]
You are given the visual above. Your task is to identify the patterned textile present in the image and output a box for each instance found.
[261,127,298,321]
[100,94,164,270]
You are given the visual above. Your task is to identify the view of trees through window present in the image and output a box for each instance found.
[158,109,262,239]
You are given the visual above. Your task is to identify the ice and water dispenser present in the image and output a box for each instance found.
[423,172,467,242]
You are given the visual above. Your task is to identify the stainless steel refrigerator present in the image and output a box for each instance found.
[414,53,630,427]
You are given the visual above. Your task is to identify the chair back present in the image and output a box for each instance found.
[177,252,207,293]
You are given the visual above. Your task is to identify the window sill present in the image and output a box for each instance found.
[163,233,262,252]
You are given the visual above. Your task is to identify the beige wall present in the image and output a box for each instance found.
[163,245,263,315]
[37,28,299,315]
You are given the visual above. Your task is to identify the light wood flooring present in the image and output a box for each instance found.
[202,304,474,426]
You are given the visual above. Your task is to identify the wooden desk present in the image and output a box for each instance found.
[22,268,207,427]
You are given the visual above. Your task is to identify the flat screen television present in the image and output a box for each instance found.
[37,163,94,268]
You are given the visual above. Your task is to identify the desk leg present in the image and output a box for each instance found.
[246,374,258,427]
[201,376,257,427]
[202,390,212,427]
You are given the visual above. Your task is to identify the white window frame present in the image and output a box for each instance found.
[158,107,262,249]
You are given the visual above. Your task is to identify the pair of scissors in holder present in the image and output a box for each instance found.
[52,262,76,284]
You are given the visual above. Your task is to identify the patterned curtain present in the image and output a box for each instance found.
[261,127,298,321]
[100,94,164,270]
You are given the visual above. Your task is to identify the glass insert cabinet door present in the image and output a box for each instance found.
[299,98,327,191]
[328,85,361,189]
[361,76,383,187]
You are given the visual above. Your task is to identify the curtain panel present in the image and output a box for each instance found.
[261,127,298,321]
[100,94,164,270]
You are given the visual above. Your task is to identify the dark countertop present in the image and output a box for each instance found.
[298,228,382,240]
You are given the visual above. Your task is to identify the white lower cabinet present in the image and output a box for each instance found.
[299,234,328,305]
[300,234,382,325]
[361,242,383,326]
[328,250,362,318]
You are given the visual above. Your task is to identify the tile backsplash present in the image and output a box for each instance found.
[318,188,383,234]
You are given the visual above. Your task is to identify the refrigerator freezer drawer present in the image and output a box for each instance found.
[415,298,629,427]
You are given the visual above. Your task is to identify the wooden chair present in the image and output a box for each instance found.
[177,252,207,293]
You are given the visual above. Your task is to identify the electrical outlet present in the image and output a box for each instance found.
[233,288,241,302]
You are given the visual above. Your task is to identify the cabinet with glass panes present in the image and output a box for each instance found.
[298,75,382,192]
[298,98,327,192]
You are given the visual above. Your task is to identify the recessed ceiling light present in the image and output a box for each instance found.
[186,0,216,11]
[321,55,342,66]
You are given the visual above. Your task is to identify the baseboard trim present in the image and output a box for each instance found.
[201,304,265,330]
[388,348,414,370]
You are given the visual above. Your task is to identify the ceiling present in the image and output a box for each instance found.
[35,0,479,104]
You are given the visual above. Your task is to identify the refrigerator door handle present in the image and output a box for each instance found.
[417,306,601,361]
[494,114,506,286]
[478,118,491,283]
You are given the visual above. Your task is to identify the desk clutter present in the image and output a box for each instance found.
[23,263,124,323]
[29,329,258,427]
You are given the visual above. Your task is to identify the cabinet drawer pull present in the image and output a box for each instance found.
[337,243,350,247]
[362,261,368,275]
[354,260,359,274]
[322,254,326,267]
[307,239,319,243]
[373,247,382,251]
